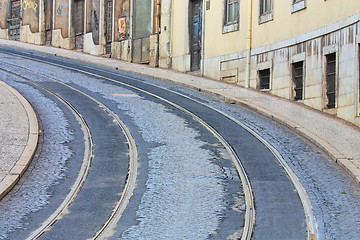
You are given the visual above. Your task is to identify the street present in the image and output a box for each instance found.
[0,46,359,240]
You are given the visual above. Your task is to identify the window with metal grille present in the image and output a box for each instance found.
[325,53,336,109]
[259,68,270,90]
[260,0,272,16]
[225,0,239,25]
[106,0,113,43]
[292,61,304,101]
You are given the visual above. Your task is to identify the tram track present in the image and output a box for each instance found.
[0,66,138,240]
[0,48,318,239]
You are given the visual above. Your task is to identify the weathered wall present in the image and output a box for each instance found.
[90,0,100,45]
[22,0,39,33]
[111,0,131,60]
[158,0,171,68]
[170,0,190,72]
[54,0,70,39]
[0,0,9,30]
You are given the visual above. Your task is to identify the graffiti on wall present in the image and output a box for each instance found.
[118,17,126,40]
[23,0,38,12]
[93,10,99,30]
[57,4,63,15]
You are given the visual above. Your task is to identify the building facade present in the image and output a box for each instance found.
[172,0,360,127]
[1,0,360,127]
[0,0,171,66]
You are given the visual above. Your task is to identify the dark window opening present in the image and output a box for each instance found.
[293,0,304,4]
[292,61,304,101]
[259,68,271,90]
[326,53,336,109]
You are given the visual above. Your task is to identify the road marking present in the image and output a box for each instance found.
[111,93,138,97]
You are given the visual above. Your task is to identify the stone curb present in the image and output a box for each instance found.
[0,40,359,185]
[0,81,39,200]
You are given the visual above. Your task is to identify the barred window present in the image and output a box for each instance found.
[259,68,271,90]
[325,53,336,109]
[292,61,304,101]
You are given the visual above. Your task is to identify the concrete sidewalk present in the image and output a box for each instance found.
[0,80,38,200]
[1,39,359,186]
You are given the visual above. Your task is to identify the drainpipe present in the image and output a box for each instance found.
[156,0,161,67]
[245,0,253,88]
[200,0,205,76]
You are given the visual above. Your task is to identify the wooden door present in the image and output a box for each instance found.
[105,0,113,54]
[45,0,53,45]
[190,0,202,72]
[74,0,85,49]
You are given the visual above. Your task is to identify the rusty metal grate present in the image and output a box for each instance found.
[259,68,270,90]
[326,53,336,109]
[293,61,304,101]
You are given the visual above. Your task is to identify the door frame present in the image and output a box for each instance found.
[189,0,204,73]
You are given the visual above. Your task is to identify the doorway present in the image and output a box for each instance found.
[8,0,21,41]
[190,0,203,72]
[74,0,85,50]
[45,0,53,45]
[105,0,113,55]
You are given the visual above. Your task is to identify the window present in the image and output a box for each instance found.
[259,0,273,23]
[260,0,272,16]
[325,53,336,109]
[225,0,239,25]
[292,61,304,101]
[259,68,271,90]
[223,0,239,33]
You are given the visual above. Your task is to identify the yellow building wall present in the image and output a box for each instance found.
[171,0,189,58]
[204,0,360,59]
[251,0,360,49]
[204,0,248,59]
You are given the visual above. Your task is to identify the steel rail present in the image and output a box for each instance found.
[1,49,318,239]
[0,68,94,240]
[0,63,138,240]
[60,54,318,240]
[0,53,255,240]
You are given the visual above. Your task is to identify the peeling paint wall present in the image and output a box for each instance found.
[0,0,9,30]
[54,0,70,39]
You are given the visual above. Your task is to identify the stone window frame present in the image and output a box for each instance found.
[258,0,273,24]
[257,60,273,91]
[291,0,306,13]
[323,44,339,111]
[223,0,240,33]
[291,52,306,101]
[356,35,360,116]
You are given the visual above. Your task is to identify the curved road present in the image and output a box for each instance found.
[0,46,359,240]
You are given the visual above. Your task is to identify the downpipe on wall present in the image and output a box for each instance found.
[245,0,253,88]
